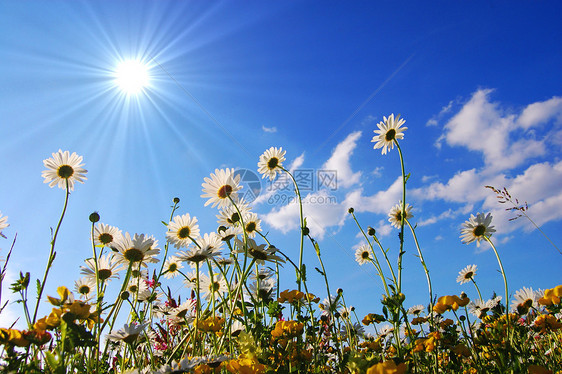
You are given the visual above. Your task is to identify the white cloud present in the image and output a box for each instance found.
[343,176,403,215]
[482,160,562,234]
[517,97,562,129]
[361,115,377,125]
[374,219,393,237]
[262,189,346,240]
[410,91,562,233]
[426,100,454,127]
[372,166,384,178]
[322,131,362,188]
[411,161,562,234]
[411,169,501,204]
[289,152,305,172]
[262,125,277,133]
[442,89,551,172]
[260,93,562,244]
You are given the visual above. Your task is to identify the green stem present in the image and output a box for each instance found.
[395,141,407,295]
[32,179,70,325]
[350,212,391,297]
[281,167,305,291]
[471,278,483,302]
[405,219,433,313]
[484,236,509,315]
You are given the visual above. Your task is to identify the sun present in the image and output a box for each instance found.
[114,60,150,94]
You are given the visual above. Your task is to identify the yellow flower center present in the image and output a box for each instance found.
[178,226,190,239]
[385,129,396,141]
[57,165,75,179]
[98,269,112,280]
[246,222,256,233]
[228,212,240,224]
[186,253,207,263]
[267,157,279,169]
[249,248,268,261]
[473,225,486,237]
[124,248,144,263]
[98,233,113,245]
[218,185,233,199]
[78,285,91,294]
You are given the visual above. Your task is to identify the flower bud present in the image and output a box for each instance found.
[367,227,376,236]
[173,197,180,204]
[348,207,354,214]
[89,212,100,223]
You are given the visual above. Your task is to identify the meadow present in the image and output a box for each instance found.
[0,114,560,373]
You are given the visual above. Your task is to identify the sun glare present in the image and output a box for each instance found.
[114,60,150,94]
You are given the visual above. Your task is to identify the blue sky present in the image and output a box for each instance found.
[1,1,561,327]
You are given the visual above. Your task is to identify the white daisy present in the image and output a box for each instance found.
[338,306,354,319]
[407,304,426,316]
[0,211,8,239]
[216,199,251,227]
[201,168,242,209]
[74,277,95,299]
[199,273,228,301]
[124,278,151,302]
[319,295,342,317]
[354,244,372,265]
[114,233,160,265]
[253,267,275,280]
[166,213,200,249]
[81,254,123,283]
[341,322,365,339]
[242,212,262,238]
[387,202,413,229]
[41,149,87,191]
[511,287,541,312]
[93,223,122,248]
[468,296,502,318]
[178,233,223,264]
[378,324,395,338]
[257,147,286,181]
[457,264,478,285]
[233,238,285,265]
[230,320,245,336]
[371,114,407,155]
[170,299,197,320]
[218,226,241,242]
[107,322,149,344]
[248,277,276,300]
[162,256,184,279]
[460,213,496,247]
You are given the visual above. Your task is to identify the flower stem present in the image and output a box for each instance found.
[281,167,305,291]
[395,141,407,294]
[405,219,433,314]
[484,236,509,314]
[32,179,70,325]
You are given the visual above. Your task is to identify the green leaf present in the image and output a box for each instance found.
[45,351,61,371]
[314,267,325,276]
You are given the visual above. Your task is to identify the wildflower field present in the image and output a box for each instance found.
[0,115,561,373]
